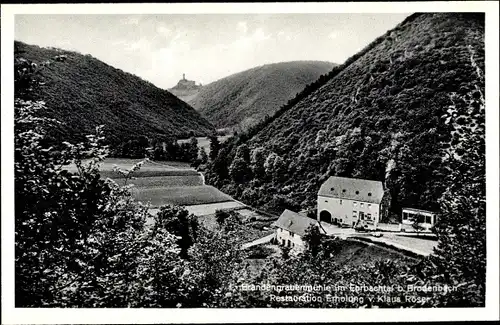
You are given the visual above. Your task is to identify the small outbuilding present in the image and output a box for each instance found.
[273,209,326,252]
[400,207,436,232]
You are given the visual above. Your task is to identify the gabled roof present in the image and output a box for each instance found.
[318,176,384,204]
[273,209,326,237]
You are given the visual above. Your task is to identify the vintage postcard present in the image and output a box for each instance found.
[1,1,499,324]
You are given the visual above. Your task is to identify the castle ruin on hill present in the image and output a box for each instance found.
[172,73,202,89]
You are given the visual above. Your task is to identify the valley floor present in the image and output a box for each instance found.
[72,158,437,258]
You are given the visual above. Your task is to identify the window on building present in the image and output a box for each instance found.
[359,211,365,220]
[353,202,357,207]
[360,203,364,208]
[340,199,343,205]
[403,212,408,220]
[281,239,285,246]
[368,204,371,209]
[367,213,372,220]
[290,232,295,237]
[352,211,357,218]
[287,240,291,247]
[418,214,426,223]
[325,200,328,203]
[425,215,432,224]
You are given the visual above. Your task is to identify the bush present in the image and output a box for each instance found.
[246,245,274,259]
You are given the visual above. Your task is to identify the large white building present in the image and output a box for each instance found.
[317,176,385,230]
[274,209,326,252]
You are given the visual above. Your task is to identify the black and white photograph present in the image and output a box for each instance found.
[1,1,499,323]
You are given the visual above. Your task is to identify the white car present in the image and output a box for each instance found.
[371,232,383,237]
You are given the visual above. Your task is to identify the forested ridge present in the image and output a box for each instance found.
[190,61,335,130]
[14,41,215,146]
[205,13,485,220]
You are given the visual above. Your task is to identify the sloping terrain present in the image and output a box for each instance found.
[205,13,485,218]
[189,61,335,129]
[168,87,201,104]
[15,41,215,145]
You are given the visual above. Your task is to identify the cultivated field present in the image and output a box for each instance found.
[65,158,237,212]
[131,185,233,207]
[114,175,203,188]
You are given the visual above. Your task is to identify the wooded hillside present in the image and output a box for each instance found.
[205,13,485,220]
[189,61,335,130]
[14,41,215,145]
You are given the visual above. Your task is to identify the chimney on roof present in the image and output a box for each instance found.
[183,73,186,80]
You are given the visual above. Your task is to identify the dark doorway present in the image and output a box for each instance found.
[320,210,332,223]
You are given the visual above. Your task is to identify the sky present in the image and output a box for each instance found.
[15,13,411,89]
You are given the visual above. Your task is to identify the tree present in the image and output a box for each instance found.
[235,143,251,162]
[199,147,208,165]
[188,136,199,163]
[302,224,323,257]
[229,144,252,183]
[431,58,486,305]
[116,137,150,158]
[215,209,231,226]
[229,158,251,183]
[315,129,327,147]
[209,145,231,184]
[264,152,278,176]
[208,135,220,161]
[250,147,267,179]
[155,205,199,259]
[180,224,244,307]
[281,246,291,260]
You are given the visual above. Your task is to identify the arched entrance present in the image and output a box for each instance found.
[319,210,332,223]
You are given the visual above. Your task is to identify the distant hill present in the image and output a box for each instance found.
[205,13,485,218]
[14,41,215,145]
[188,61,335,130]
[168,74,203,103]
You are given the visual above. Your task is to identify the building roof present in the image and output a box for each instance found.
[273,209,326,237]
[402,207,436,215]
[317,176,384,204]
